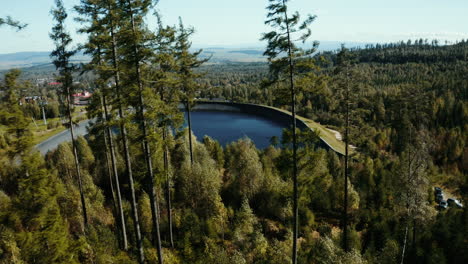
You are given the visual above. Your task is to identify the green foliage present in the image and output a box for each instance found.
[0,69,33,157]
[14,153,80,263]
[2,1,467,263]
[0,16,27,30]
[375,239,399,264]
[0,226,24,264]
[50,0,76,90]
[232,199,269,262]
[224,138,264,201]
[255,146,291,221]
[174,137,224,220]
[202,136,224,169]
[175,18,209,107]
[306,236,366,264]
[76,136,95,172]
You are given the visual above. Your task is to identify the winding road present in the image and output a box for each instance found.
[35,119,94,155]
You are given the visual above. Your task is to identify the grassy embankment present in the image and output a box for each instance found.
[266,105,348,155]
[0,106,87,146]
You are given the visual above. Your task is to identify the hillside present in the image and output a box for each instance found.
[1,0,466,262]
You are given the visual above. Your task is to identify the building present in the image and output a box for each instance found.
[72,91,92,105]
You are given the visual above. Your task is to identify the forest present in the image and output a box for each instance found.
[1,0,467,263]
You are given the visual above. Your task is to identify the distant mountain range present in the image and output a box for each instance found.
[0,51,89,70]
[0,41,366,70]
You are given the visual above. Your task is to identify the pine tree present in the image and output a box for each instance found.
[261,0,318,262]
[15,153,79,263]
[175,18,208,165]
[0,69,33,159]
[150,16,183,248]
[75,0,129,250]
[102,0,146,260]
[0,16,27,30]
[334,45,353,252]
[119,0,163,262]
[49,0,88,228]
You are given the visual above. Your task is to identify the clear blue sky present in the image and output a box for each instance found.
[1,0,467,53]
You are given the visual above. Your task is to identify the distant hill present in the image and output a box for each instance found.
[0,41,368,71]
[0,51,90,70]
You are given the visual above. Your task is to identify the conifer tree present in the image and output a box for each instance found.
[119,0,163,262]
[150,16,183,248]
[15,153,79,263]
[102,0,146,260]
[335,45,352,252]
[0,69,33,158]
[261,0,318,262]
[75,0,128,250]
[49,0,88,228]
[175,18,208,165]
[0,16,27,30]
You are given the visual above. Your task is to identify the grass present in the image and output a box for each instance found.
[31,119,66,145]
[264,105,347,155]
[0,106,88,146]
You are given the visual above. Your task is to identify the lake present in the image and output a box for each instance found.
[186,110,287,149]
[36,109,288,154]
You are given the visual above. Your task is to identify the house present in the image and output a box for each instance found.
[72,91,92,105]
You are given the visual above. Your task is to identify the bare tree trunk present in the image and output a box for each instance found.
[401,137,412,264]
[41,103,47,125]
[101,99,117,207]
[282,1,298,262]
[163,127,174,248]
[400,222,409,264]
[127,2,163,263]
[108,4,144,262]
[66,85,88,228]
[103,94,128,250]
[186,101,194,165]
[343,72,350,252]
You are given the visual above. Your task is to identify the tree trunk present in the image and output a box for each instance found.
[343,72,350,252]
[400,222,409,264]
[101,100,117,208]
[127,2,163,263]
[163,126,174,248]
[282,1,298,262]
[66,84,88,229]
[103,94,128,251]
[41,104,47,125]
[108,6,144,262]
[186,101,194,165]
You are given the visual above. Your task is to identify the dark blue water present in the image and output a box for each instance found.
[186,110,286,149]
[36,111,286,155]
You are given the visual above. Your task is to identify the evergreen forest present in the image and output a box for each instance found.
[0,0,466,263]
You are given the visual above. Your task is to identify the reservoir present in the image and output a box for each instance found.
[186,110,287,149]
[36,104,291,154]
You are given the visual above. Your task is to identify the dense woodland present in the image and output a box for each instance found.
[1,0,467,263]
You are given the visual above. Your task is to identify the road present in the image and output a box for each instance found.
[35,119,93,155]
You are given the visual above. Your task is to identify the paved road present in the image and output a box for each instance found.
[35,119,93,155]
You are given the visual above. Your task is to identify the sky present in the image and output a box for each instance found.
[1,0,468,54]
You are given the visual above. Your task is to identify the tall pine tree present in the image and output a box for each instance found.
[75,0,129,250]
[261,0,318,262]
[50,0,88,229]
[175,17,208,165]
[119,0,163,262]
[103,0,146,260]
